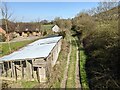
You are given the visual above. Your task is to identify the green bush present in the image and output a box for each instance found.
[0,34,6,42]
[43,30,47,36]
[71,5,120,90]
[82,22,120,89]
[58,31,66,38]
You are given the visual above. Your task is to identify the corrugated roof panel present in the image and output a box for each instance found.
[0,36,62,61]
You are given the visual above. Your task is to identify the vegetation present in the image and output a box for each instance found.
[2,80,38,88]
[72,2,119,89]
[83,22,119,89]
[1,1,119,89]
[0,40,35,56]
[0,33,6,42]
[42,24,53,30]
[54,17,72,30]
[79,45,89,89]
[21,81,38,88]
[50,36,69,88]
[66,37,77,88]
[40,24,54,36]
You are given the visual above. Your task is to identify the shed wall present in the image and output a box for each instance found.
[1,37,62,82]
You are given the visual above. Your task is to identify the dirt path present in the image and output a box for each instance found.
[60,37,82,88]
[75,46,82,88]
[0,36,39,44]
[60,40,71,88]
[11,36,39,42]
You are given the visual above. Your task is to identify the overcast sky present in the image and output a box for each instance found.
[1,2,99,22]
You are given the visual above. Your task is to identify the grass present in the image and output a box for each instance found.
[21,81,38,88]
[79,45,90,90]
[41,24,54,35]
[2,79,38,88]
[66,36,77,88]
[8,80,38,88]
[51,50,67,88]
[69,36,89,89]
[0,24,54,56]
[48,31,72,88]
[0,40,35,57]
[42,24,54,30]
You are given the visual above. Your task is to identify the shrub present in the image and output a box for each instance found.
[82,22,120,89]
[58,31,66,38]
[43,30,47,36]
[0,34,6,42]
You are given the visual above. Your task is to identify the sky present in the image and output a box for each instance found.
[1,2,99,22]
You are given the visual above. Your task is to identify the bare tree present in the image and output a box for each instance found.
[33,18,43,36]
[98,0,118,12]
[36,18,42,32]
[0,2,14,52]
[87,0,118,16]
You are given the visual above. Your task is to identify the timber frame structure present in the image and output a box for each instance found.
[0,36,62,82]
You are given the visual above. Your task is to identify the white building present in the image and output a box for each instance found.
[52,25,60,33]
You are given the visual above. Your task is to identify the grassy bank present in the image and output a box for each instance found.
[47,31,72,88]
[79,45,89,90]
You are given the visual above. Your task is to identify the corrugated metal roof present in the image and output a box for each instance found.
[0,36,62,61]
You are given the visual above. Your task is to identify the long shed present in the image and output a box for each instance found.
[0,36,62,82]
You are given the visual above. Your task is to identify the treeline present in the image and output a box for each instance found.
[54,2,120,89]
[0,19,54,42]
[72,2,120,89]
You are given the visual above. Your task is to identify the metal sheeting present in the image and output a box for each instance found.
[0,36,62,61]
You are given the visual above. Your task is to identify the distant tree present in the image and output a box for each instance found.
[0,2,14,52]
[64,19,72,30]
[41,20,48,24]
[54,17,64,29]
[35,18,42,34]
[54,17,72,30]
[87,0,118,22]
[72,13,96,39]
[43,30,47,36]
[87,1,118,16]
[98,1,118,12]
[1,2,14,33]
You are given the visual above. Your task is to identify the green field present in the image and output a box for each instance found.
[0,40,35,57]
[41,24,54,35]
[42,24,54,30]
